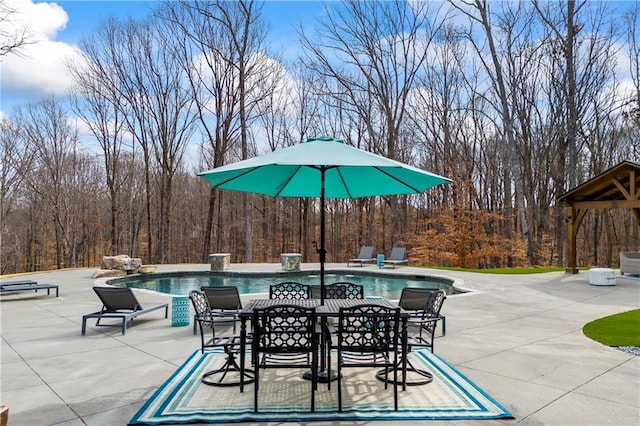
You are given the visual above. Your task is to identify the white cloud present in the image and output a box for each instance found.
[1,0,81,101]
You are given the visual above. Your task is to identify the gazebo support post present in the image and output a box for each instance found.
[566,205,578,274]
[566,206,587,274]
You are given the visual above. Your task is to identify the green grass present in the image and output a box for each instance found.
[424,266,567,274]
[583,309,640,346]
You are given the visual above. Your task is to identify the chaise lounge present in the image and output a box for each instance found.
[620,252,640,275]
[383,247,409,269]
[0,280,59,297]
[347,246,376,267]
[81,287,168,335]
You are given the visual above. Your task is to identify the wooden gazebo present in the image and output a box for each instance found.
[557,161,640,273]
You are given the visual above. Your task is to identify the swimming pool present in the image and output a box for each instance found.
[108,271,456,300]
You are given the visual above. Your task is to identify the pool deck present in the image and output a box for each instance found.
[1,263,638,425]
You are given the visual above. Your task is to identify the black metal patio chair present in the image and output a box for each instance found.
[252,304,319,412]
[199,286,243,335]
[325,282,364,299]
[189,290,254,387]
[328,304,401,411]
[269,282,310,300]
[376,287,446,386]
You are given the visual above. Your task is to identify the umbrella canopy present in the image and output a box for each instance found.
[198,136,451,303]
[199,137,450,198]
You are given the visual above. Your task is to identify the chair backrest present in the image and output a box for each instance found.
[190,290,223,352]
[337,304,400,353]
[93,287,142,312]
[201,286,242,311]
[253,304,317,354]
[189,290,210,318]
[399,287,432,311]
[326,282,364,299]
[425,290,446,317]
[388,247,406,261]
[357,246,375,259]
[399,288,446,314]
[399,287,446,336]
[310,285,322,299]
[310,283,363,299]
[269,282,310,299]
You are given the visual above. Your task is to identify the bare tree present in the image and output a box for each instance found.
[76,18,151,262]
[68,35,132,255]
[623,4,640,128]
[0,0,34,57]
[535,0,581,190]
[0,116,34,272]
[157,0,273,263]
[409,24,471,205]
[82,16,198,263]
[156,2,240,261]
[534,0,621,265]
[201,0,268,263]
[14,98,89,269]
[450,0,536,265]
[0,117,32,223]
[300,0,444,242]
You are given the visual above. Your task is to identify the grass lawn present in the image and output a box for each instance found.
[583,309,640,346]
[425,266,567,274]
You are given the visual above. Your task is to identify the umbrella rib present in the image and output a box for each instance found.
[211,167,261,188]
[374,166,422,193]
[335,168,353,198]
[273,165,303,197]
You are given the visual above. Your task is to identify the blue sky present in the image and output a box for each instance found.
[2,0,637,118]
[0,0,323,115]
[51,0,322,44]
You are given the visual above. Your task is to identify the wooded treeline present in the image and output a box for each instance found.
[1,0,639,275]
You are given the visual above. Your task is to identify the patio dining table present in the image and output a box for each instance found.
[238,298,410,392]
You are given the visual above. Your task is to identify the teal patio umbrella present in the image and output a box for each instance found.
[198,136,451,302]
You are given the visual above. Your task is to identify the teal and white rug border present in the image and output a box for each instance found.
[129,349,513,425]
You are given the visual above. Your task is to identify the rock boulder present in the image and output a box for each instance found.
[100,255,142,274]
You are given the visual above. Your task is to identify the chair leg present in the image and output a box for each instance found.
[252,348,262,413]
[327,348,331,391]
[337,354,342,411]
[393,353,398,411]
[383,358,389,389]
[201,348,255,387]
[253,364,259,413]
[393,366,398,411]
[311,351,317,412]
[376,355,434,386]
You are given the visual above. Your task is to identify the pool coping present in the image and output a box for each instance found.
[102,266,470,296]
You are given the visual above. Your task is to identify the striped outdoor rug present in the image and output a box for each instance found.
[129,349,512,424]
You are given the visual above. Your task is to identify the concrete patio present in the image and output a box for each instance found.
[1,263,638,425]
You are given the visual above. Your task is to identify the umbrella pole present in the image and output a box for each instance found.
[319,168,326,305]
[310,167,339,383]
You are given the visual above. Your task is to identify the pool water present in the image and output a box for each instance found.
[111,272,454,300]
